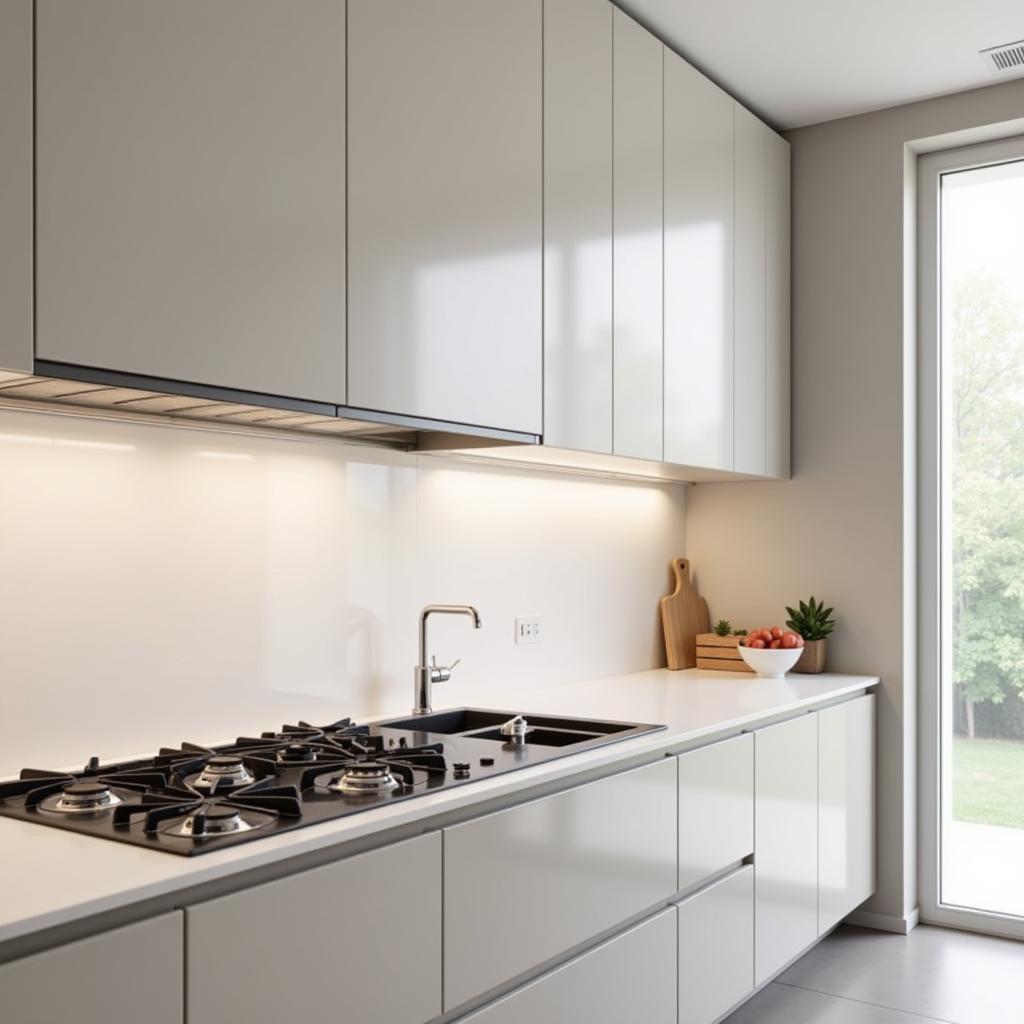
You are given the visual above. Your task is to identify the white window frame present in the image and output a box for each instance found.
[918,135,1024,940]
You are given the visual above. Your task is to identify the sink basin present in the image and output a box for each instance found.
[378,707,640,747]
[378,709,513,734]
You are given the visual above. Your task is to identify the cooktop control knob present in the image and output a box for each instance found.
[453,762,471,778]
[480,757,494,766]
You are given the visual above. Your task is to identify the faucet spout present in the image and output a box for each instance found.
[414,605,482,715]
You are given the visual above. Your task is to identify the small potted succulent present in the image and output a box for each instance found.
[785,597,835,674]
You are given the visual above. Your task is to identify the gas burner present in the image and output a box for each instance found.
[191,755,255,793]
[45,781,124,815]
[163,804,261,838]
[276,743,319,764]
[328,760,402,795]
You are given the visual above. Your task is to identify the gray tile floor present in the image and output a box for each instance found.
[724,925,1024,1023]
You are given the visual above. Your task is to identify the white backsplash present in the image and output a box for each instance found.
[0,405,685,775]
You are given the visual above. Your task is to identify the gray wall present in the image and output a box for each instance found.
[686,76,1024,927]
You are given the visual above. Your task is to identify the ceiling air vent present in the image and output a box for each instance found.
[980,39,1024,77]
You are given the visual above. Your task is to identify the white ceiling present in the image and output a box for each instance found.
[619,0,1024,129]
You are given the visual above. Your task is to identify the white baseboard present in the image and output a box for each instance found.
[845,906,920,934]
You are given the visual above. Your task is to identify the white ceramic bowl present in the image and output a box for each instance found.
[737,643,802,678]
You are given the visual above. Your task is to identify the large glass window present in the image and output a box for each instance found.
[940,156,1024,920]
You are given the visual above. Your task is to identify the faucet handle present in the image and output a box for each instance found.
[429,656,460,684]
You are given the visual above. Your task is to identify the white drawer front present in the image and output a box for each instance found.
[187,833,441,1024]
[677,733,753,890]
[459,909,676,1024]
[677,866,754,1024]
[443,757,677,1010]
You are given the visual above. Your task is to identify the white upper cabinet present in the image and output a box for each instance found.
[543,0,613,453]
[663,49,735,471]
[347,0,543,435]
[34,0,347,404]
[766,129,792,478]
[612,9,664,461]
[733,104,768,475]
[0,0,31,376]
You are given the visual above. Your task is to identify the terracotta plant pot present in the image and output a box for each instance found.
[792,638,826,674]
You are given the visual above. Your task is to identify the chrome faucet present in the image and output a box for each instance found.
[414,604,482,715]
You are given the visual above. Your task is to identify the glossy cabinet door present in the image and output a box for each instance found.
[754,712,818,984]
[443,758,677,1010]
[819,695,876,934]
[543,0,613,454]
[677,733,753,891]
[35,0,347,404]
[458,910,676,1024]
[0,0,31,375]
[766,129,792,478]
[348,0,542,434]
[663,48,734,471]
[733,104,767,476]
[187,833,441,1024]
[677,866,754,1024]
[612,9,663,461]
[0,913,183,1024]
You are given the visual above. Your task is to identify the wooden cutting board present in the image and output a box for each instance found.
[660,557,711,670]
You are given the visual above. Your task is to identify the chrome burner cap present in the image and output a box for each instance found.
[329,760,401,795]
[167,806,254,838]
[193,755,254,791]
[53,781,124,814]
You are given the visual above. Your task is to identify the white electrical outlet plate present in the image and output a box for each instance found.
[515,617,542,645]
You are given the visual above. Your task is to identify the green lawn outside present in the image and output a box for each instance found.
[953,737,1024,829]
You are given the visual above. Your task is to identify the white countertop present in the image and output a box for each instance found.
[0,668,877,949]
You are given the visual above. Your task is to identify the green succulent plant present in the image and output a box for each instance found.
[713,619,732,636]
[733,628,747,636]
[785,596,836,641]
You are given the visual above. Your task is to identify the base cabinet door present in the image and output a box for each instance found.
[678,733,753,891]
[458,910,676,1024]
[819,695,876,933]
[0,913,183,1024]
[443,758,677,1011]
[187,833,441,1024]
[754,713,818,984]
[677,866,754,1024]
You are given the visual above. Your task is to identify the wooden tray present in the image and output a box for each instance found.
[696,633,755,674]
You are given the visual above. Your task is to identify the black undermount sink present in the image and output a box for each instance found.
[378,708,649,748]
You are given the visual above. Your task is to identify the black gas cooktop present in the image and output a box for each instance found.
[0,708,663,855]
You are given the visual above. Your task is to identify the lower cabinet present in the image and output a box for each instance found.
[0,912,183,1024]
[677,865,754,1024]
[754,713,818,984]
[443,757,677,1010]
[677,733,753,891]
[458,909,676,1024]
[819,694,877,934]
[186,832,441,1024]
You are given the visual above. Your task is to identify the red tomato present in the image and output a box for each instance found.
[780,633,798,649]
[749,638,766,649]
[795,635,805,648]
[769,639,782,649]
[771,626,783,640]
